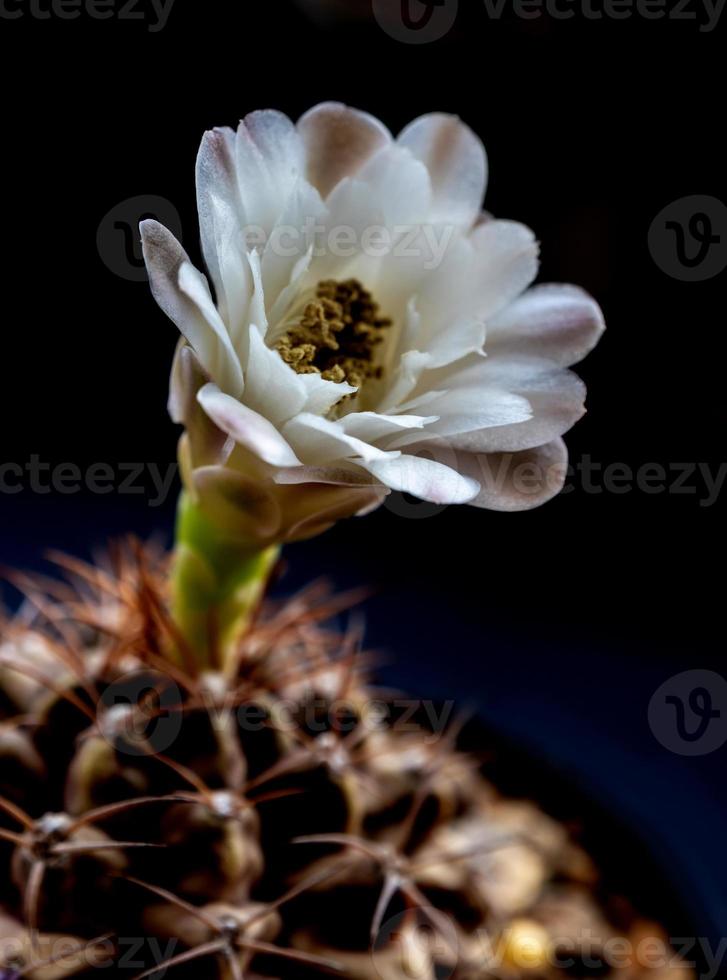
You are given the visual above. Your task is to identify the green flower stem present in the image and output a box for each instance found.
[171,492,279,673]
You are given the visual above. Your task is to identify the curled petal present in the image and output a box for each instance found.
[457,438,569,512]
[405,356,586,454]
[363,454,480,504]
[391,387,533,452]
[453,361,586,453]
[298,372,358,416]
[283,413,396,466]
[141,220,243,397]
[340,411,438,445]
[243,325,307,426]
[197,384,301,468]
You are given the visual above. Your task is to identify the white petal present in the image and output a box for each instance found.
[177,262,228,337]
[243,325,306,426]
[457,439,568,511]
[397,113,487,229]
[363,454,479,504]
[380,299,485,414]
[391,388,532,450]
[340,411,438,445]
[486,283,605,367]
[298,372,357,416]
[428,315,487,367]
[196,128,251,338]
[427,356,586,453]
[197,383,301,467]
[283,413,396,465]
[140,220,243,397]
[235,110,305,235]
[325,145,432,241]
[355,144,433,229]
[396,298,487,372]
[303,148,432,286]
[469,220,540,319]
[418,220,539,329]
[298,102,391,198]
[168,337,193,425]
[377,350,432,413]
[260,179,327,313]
[245,250,269,345]
[267,245,315,331]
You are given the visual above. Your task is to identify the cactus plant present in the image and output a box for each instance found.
[0,104,691,979]
[0,548,693,979]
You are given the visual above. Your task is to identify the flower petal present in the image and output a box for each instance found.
[298,372,357,416]
[404,356,586,454]
[457,439,569,511]
[362,454,480,504]
[140,220,244,397]
[340,411,438,445]
[486,283,606,367]
[377,350,432,414]
[397,113,487,229]
[245,249,269,346]
[456,358,586,453]
[418,220,539,331]
[196,127,252,341]
[242,325,307,426]
[394,297,487,376]
[171,347,233,469]
[469,219,540,319]
[283,413,397,465]
[390,388,533,450]
[298,102,391,198]
[234,109,305,235]
[325,145,432,240]
[197,383,301,467]
[260,179,327,314]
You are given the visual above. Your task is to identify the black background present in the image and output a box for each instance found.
[0,0,725,951]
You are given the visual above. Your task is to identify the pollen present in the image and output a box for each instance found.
[276,280,392,390]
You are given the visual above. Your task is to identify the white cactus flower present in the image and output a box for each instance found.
[142,102,604,546]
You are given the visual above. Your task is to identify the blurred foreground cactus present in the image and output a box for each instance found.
[0,545,692,979]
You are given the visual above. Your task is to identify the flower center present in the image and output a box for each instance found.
[276,279,392,390]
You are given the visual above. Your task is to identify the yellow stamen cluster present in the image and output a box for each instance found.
[276,279,392,389]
